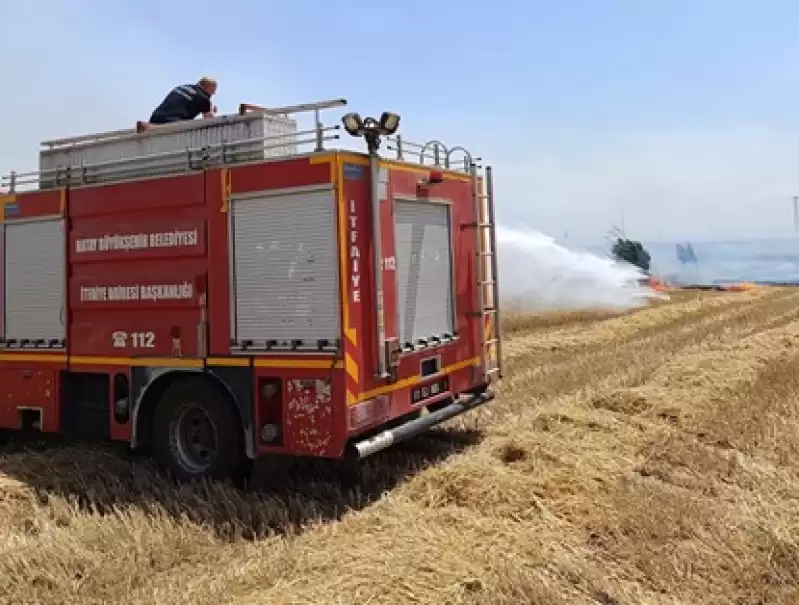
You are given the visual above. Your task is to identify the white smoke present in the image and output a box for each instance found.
[496,225,664,311]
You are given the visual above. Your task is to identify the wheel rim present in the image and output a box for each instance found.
[171,404,218,473]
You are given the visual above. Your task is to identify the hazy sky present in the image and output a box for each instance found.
[3,0,799,244]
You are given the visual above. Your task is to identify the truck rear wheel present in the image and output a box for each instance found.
[151,377,248,482]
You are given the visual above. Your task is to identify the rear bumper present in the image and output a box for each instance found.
[351,387,495,458]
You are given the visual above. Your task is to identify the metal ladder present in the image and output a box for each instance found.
[469,163,503,381]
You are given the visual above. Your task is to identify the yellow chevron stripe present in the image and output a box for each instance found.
[219,168,232,213]
[345,352,359,383]
[334,154,357,346]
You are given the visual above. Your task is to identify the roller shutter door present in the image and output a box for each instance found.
[4,219,66,341]
[394,200,455,346]
[231,189,340,345]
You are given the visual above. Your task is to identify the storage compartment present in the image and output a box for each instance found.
[3,218,66,344]
[394,199,455,347]
[38,113,298,189]
[230,187,340,350]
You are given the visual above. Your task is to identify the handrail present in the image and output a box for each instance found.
[2,128,332,191]
[41,98,347,149]
[39,113,295,152]
[385,136,479,172]
[237,98,346,117]
[41,126,138,148]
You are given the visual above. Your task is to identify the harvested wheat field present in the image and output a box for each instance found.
[5,287,799,604]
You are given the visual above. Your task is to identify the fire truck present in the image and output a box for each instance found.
[0,98,503,482]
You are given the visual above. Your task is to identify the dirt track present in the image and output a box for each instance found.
[3,288,799,604]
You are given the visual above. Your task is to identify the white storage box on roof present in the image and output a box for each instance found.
[38,112,298,189]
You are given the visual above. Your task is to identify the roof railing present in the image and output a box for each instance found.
[2,97,479,193]
[40,98,347,149]
[386,137,481,172]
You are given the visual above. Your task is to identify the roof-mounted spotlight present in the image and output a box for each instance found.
[379,112,400,135]
[341,112,364,137]
[340,110,402,156]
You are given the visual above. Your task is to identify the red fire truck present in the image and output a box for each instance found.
[0,98,503,482]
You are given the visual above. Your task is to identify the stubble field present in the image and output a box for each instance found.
[3,287,799,604]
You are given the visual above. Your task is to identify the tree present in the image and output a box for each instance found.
[611,237,651,273]
[606,227,651,273]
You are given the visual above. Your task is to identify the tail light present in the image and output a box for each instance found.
[257,378,283,444]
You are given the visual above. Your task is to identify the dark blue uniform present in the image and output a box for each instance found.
[149,84,212,124]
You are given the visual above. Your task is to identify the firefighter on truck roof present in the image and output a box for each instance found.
[136,77,218,133]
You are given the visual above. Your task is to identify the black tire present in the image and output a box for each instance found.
[151,377,248,483]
